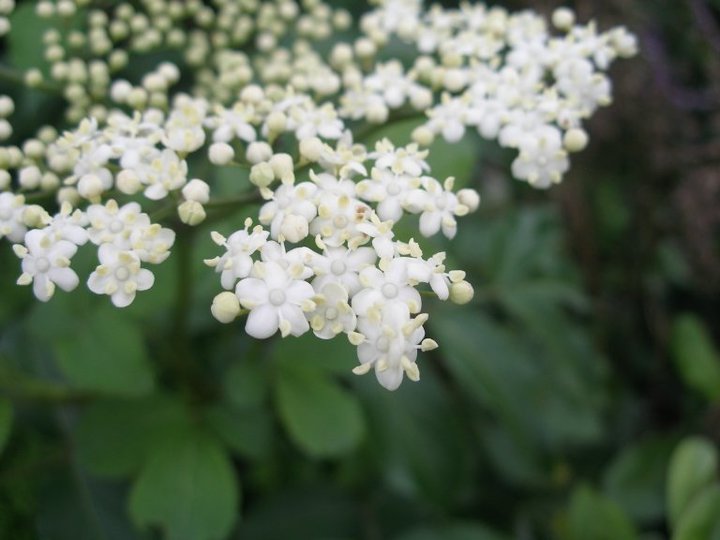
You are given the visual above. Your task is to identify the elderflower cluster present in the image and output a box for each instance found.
[0,0,636,390]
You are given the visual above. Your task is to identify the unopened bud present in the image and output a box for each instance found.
[280,214,309,243]
[269,153,294,184]
[211,291,241,323]
[178,200,206,226]
[182,178,210,203]
[249,162,275,188]
[457,189,480,212]
[449,280,474,305]
[563,128,588,152]
[208,141,234,165]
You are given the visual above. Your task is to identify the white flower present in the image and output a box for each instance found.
[45,201,89,245]
[207,225,269,290]
[259,183,317,240]
[311,245,376,296]
[235,261,315,339]
[0,192,27,242]
[206,103,257,143]
[88,244,155,307]
[86,200,150,248]
[14,229,79,302]
[408,177,466,238]
[356,168,421,222]
[130,223,175,264]
[355,212,396,261]
[310,193,369,247]
[352,258,422,316]
[511,126,569,188]
[141,149,188,200]
[309,282,357,339]
[370,139,430,177]
[352,302,424,391]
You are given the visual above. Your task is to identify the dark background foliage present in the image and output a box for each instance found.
[1,1,719,539]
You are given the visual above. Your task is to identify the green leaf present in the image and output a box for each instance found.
[129,429,239,540]
[0,398,12,455]
[8,3,50,72]
[670,314,720,401]
[566,485,638,540]
[674,485,720,540]
[223,359,268,409]
[273,332,357,374]
[76,395,189,478]
[205,403,274,460]
[603,437,675,524]
[275,364,364,457]
[54,306,154,396]
[667,437,719,528]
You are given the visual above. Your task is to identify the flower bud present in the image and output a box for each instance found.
[208,141,234,165]
[77,173,105,201]
[552,7,575,31]
[211,291,241,323]
[269,153,294,184]
[116,169,141,194]
[249,162,275,188]
[280,214,309,243]
[563,128,588,152]
[182,178,210,203]
[18,166,42,190]
[449,280,474,305]
[265,111,287,135]
[178,200,206,226]
[246,141,273,164]
[299,137,324,161]
[457,189,480,212]
[412,126,434,147]
[0,95,14,117]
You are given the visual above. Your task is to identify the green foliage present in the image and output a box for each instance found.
[667,438,719,529]
[0,398,11,455]
[274,354,365,457]
[565,485,638,540]
[129,428,239,540]
[671,314,720,401]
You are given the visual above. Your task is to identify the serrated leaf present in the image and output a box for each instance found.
[275,365,364,457]
[76,395,189,478]
[54,306,154,396]
[0,398,12,456]
[667,437,719,527]
[670,314,720,401]
[566,485,638,540]
[674,484,720,540]
[129,429,239,540]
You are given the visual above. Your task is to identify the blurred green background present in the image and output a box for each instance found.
[1,1,720,539]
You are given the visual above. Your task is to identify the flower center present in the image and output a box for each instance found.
[330,260,346,275]
[386,183,401,196]
[435,197,446,210]
[333,215,348,229]
[325,307,338,320]
[376,336,390,352]
[109,220,124,233]
[381,283,398,299]
[269,288,286,306]
[114,267,130,281]
[35,257,50,273]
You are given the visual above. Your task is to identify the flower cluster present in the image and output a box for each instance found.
[0,0,636,390]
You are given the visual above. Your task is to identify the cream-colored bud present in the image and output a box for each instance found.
[127,87,148,108]
[40,172,59,191]
[299,137,324,162]
[116,169,142,194]
[249,162,275,187]
[449,280,474,305]
[0,95,14,117]
[266,111,287,134]
[209,142,235,165]
[354,37,376,58]
[22,205,49,228]
[366,102,389,124]
[240,84,264,104]
[563,128,588,152]
[57,187,80,206]
[411,126,435,147]
[22,139,44,159]
[0,169,10,190]
[182,178,210,203]
[457,188,480,212]
[246,141,273,164]
[178,200,206,226]
[269,153,294,184]
[552,7,575,31]
[280,214,308,243]
[19,166,42,190]
[77,174,105,200]
[211,291,241,323]
[330,43,353,68]
[25,69,43,87]
[0,118,11,140]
